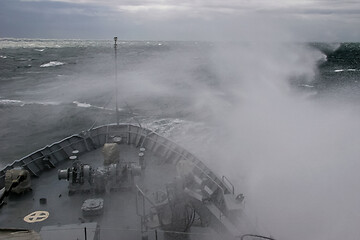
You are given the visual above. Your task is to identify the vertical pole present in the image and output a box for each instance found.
[142,194,148,240]
[84,227,87,240]
[114,37,119,126]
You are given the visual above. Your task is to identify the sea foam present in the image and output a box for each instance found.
[72,101,116,111]
[0,99,60,107]
[40,61,65,68]
[73,101,92,108]
[334,69,358,73]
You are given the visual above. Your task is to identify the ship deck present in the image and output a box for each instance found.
[0,124,246,240]
[0,144,203,239]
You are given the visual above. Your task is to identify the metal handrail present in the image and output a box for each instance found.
[222,175,235,194]
[1,124,230,195]
[135,184,156,207]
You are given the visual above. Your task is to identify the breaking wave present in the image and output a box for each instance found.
[300,84,315,88]
[73,101,92,108]
[72,101,116,111]
[40,61,65,68]
[0,99,60,107]
[334,69,358,73]
[142,118,213,157]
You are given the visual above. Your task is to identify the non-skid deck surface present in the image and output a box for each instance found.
[0,144,179,239]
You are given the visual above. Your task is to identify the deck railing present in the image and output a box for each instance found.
[0,124,231,197]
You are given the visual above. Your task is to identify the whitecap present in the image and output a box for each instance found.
[72,101,115,111]
[0,99,60,107]
[319,53,327,62]
[40,61,65,68]
[0,99,25,106]
[335,69,358,73]
[301,84,314,88]
[34,49,45,52]
[73,101,92,108]
[34,101,60,106]
[142,118,213,155]
[0,55,7,59]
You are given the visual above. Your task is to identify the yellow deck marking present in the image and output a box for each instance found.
[23,211,49,223]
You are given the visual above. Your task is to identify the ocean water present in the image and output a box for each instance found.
[0,39,217,165]
[1,38,360,239]
[0,39,359,165]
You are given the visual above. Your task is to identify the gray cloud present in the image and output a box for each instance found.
[1,0,360,41]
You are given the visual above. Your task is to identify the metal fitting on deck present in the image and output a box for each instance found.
[138,152,145,170]
[72,149,79,157]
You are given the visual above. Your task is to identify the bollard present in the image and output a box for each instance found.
[72,150,79,156]
[113,136,122,144]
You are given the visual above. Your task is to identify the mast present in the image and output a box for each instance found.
[114,37,119,126]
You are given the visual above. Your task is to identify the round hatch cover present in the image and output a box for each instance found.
[88,199,101,209]
[82,198,104,217]
[24,211,49,223]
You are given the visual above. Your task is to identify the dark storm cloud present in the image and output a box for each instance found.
[0,0,360,41]
[0,0,187,40]
[0,0,124,39]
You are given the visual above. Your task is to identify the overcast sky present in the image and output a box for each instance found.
[0,0,359,41]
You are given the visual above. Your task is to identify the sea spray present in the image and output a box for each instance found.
[192,42,360,240]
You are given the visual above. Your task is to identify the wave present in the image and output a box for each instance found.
[0,99,118,110]
[325,43,341,52]
[0,38,113,49]
[0,99,60,107]
[334,69,358,73]
[0,55,7,59]
[0,99,25,106]
[312,42,341,54]
[142,118,213,157]
[143,118,185,137]
[40,61,65,68]
[143,118,209,139]
[319,53,327,62]
[17,64,32,69]
[300,84,315,88]
[73,101,91,108]
[34,49,45,52]
[72,101,116,111]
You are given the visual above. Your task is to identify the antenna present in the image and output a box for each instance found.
[114,37,119,126]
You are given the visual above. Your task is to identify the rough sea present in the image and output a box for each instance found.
[1,38,360,240]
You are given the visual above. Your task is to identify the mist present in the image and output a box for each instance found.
[174,43,360,240]
[102,41,360,239]
[34,41,360,240]
[2,37,360,240]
